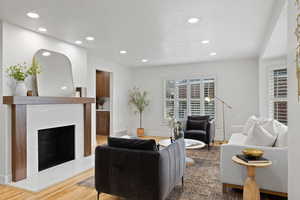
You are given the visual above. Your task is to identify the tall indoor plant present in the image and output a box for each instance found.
[129,87,149,136]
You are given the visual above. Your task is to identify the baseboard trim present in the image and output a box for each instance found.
[223,183,288,197]
[0,174,11,184]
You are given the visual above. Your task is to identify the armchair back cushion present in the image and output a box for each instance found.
[108,137,158,151]
[186,120,207,131]
[187,115,210,121]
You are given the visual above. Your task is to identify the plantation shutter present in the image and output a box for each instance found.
[176,81,188,119]
[164,78,216,120]
[203,79,215,118]
[190,80,201,115]
[269,68,288,125]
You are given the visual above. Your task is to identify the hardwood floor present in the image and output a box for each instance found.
[0,169,122,200]
[0,135,166,200]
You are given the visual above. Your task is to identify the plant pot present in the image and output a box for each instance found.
[15,81,27,96]
[137,128,145,137]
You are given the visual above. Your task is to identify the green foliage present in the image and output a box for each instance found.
[6,58,42,82]
[27,57,42,76]
[6,63,28,81]
[129,87,149,114]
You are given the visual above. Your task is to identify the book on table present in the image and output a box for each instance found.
[236,154,269,164]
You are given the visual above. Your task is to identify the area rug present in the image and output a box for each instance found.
[78,147,287,200]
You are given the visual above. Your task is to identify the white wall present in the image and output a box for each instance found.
[258,56,287,117]
[0,21,4,183]
[130,58,259,139]
[287,1,300,199]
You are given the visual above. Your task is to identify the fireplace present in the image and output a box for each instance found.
[38,125,75,171]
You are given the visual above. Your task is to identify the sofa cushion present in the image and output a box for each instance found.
[184,130,206,141]
[259,119,287,147]
[108,137,158,151]
[275,131,288,147]
[274,121,288,147]
[186,120,207,131]
[259,119,279,138]
[245,122,277,147]
[242,115,257,136]
[185,130,206,136]
[228,133,247,145]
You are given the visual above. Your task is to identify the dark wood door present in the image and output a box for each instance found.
[104,72,110,97]
[96,71,110,97]
[96,111,110,135]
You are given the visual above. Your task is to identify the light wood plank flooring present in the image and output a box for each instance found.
[0,135,166,200]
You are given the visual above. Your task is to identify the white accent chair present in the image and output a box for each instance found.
[220,125,288,197]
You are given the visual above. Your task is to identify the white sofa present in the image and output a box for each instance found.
[220,125,288,195]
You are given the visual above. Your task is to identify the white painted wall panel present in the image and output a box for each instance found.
[287,1,300,199]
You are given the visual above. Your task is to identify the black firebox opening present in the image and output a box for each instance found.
[38,125,75,171]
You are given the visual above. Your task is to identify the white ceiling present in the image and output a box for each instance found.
[262,4,287,59]
[0,0,276,67]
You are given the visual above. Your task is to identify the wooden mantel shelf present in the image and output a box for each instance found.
[3,96,95,182]
[3,96,95,105]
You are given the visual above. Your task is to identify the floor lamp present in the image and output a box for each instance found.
[205,96,232,143]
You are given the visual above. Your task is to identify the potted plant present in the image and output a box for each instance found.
[129,87,149,136]
[6,63,29,96]
[6,59,42,96]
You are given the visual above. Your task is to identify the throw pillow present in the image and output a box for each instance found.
[260,119,279,138]
[274,120,288,147]
[242,115,258,136]
[186,120,207,131]
[245,122,277,147]
[108,137,158,151]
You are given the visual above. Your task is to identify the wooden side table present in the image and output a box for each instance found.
[232,156,272,200]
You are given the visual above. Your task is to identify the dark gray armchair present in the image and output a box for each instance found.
[95,137,186,200]
[184,116,215,149]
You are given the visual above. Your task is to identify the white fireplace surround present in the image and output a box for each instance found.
[7,104,94,191]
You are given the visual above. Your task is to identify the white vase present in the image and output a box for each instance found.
[15,81,27,96]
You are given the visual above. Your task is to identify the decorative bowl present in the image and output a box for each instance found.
[242,148,264,159]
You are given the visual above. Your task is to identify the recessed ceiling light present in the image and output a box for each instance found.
[27,12,40,19]
[85,36,95,41]
[75,40,82,45]
[210,52,217,56]
[187,17,199,24]
[42,51,51,57]
[120,50,127,54]
[202,40,210,44]
[141,59,148,63]
[38,27,47,32]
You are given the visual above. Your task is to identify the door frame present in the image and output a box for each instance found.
[95,69,113,136]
